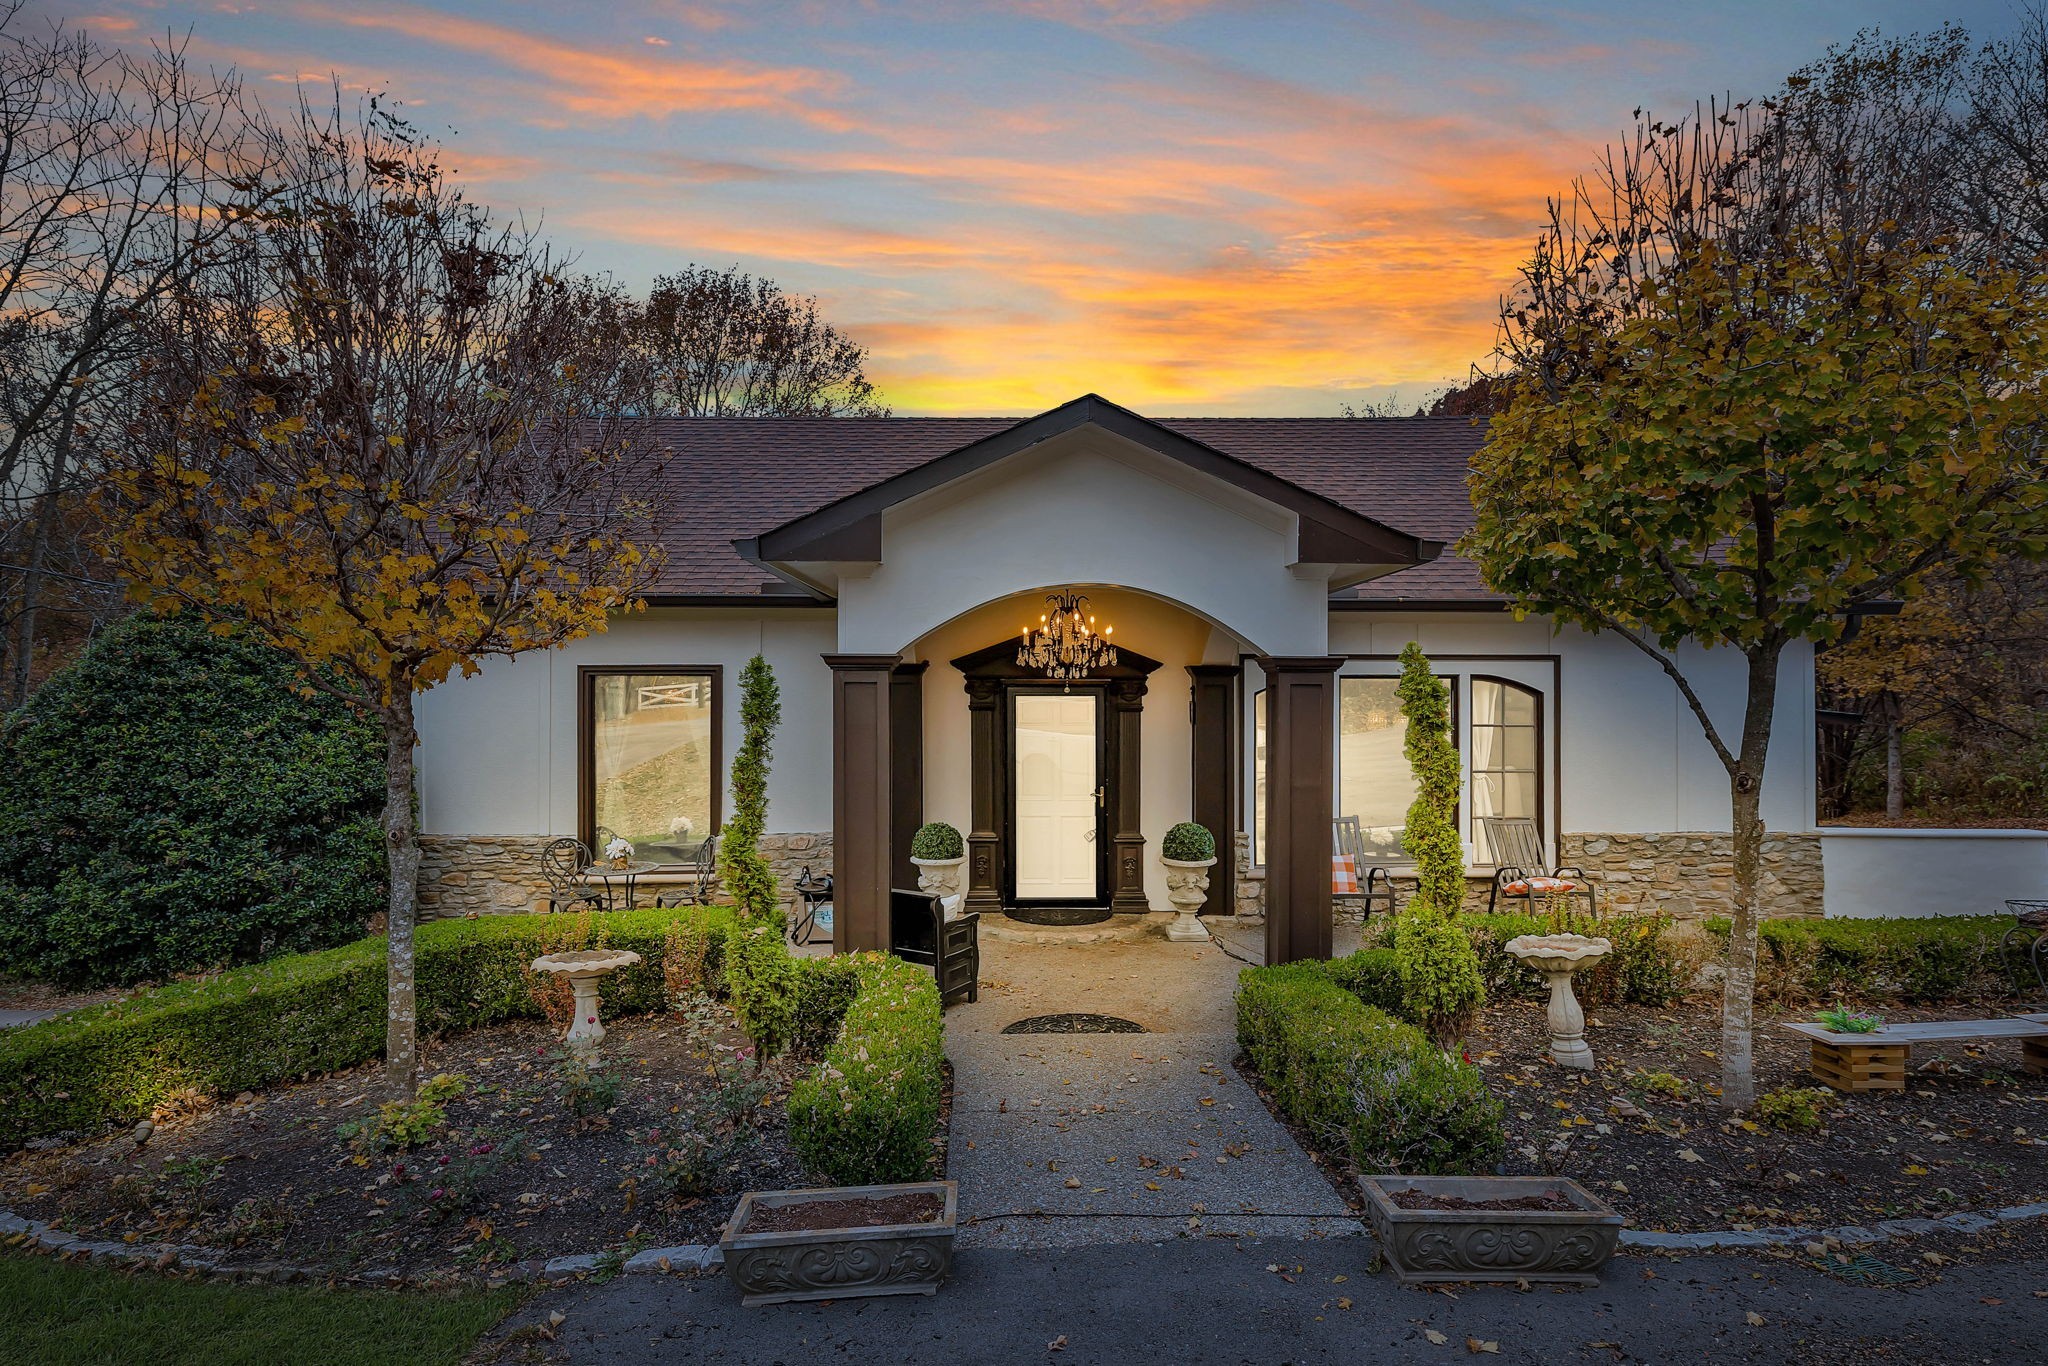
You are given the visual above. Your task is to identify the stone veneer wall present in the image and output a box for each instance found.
[1559,831,1822,921]
[417,833,833,920]
[1227,828,1824,925]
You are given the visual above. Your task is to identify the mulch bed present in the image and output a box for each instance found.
[1475,997,2048,1232]
[1385,1187,1579,1213]
[743,1191,945,1234]
[0,1013,816,1279]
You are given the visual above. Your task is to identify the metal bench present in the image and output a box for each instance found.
[1781,1015,2048,1093]
[1481,816,1596,917]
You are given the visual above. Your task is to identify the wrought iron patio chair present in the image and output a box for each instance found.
[1332,815,1402,918]
[540,837,605,914]
[654,836,720,909]
[2002,900,2048,992]
[1481,815,1596,916]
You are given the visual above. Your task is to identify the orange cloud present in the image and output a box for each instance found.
[294,2,853,127]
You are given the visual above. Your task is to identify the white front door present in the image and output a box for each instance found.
[1013,693,1099,900]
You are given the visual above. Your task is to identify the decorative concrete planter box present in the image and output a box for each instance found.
[1359,1175,1623,1286]
[720,1181,957,1305]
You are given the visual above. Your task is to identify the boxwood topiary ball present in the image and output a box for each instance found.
[910,821,964,861]
[1161,821,1215,862]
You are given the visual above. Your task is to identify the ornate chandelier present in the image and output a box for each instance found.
[1018,590,1117,681]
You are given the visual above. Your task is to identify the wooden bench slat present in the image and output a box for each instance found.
[1781,1018,2048,1046]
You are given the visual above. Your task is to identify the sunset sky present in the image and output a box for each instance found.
[48,1,2020,415]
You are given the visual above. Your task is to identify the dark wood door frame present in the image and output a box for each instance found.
[952,637,1160,915]
[1187,664,1239,917]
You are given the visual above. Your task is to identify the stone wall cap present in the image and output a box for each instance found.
[1818,826,2048,841]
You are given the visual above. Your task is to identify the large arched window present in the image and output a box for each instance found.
[1470,677,1540,864]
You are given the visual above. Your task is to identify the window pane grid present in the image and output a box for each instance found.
[1471,678,1540,865]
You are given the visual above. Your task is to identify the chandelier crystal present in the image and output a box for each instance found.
[1017,590,1116,681]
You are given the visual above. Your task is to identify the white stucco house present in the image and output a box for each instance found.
[413,393,1845,962]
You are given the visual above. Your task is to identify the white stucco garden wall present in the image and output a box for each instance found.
[413,607,837,839]
[1821,828,2048,918]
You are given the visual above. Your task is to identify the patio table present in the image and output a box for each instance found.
[579,861,660,912]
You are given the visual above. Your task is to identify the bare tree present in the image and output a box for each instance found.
[631,265,887,417]
[0,4,276,702]
[98,95,665,1097]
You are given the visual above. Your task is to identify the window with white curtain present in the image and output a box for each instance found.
[1470,677,1541,864]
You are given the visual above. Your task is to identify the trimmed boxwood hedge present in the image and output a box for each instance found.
[788,952,945,1184]
[0,909,944,1186]
[1354,911,1690,1008]
[1703,914,2034,1004]
[1236,961,1503,1175]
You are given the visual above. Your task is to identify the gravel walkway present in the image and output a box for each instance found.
[944,923,1358,1248]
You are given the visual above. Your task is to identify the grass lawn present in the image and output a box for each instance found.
[0,1253,523,1366]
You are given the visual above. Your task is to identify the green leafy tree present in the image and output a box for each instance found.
[1466,64,2048,1107]
[1392,642,1485,1045]
[719,654,782,922]
[0,613,384,985]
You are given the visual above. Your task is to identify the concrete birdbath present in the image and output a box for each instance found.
[1504,933,1611,1071]
[530,947,643,1055]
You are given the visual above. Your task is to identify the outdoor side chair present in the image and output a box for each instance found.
[540,837,606,914]
[889,887,979,1006]
[1481,815,1597,916]
[1332,815,1402,917]
[654,836,720,909]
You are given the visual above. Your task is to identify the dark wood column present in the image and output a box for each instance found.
[1187,664,1238,918]
[1260,656,1340,964]
[963,677,1004,918]
[1109,678,1149,912]
[889,663,927,889]
[826,654,897,953]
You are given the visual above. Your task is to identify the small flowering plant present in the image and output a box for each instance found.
[603,836,634,863]
[1815,1004,1884,1035]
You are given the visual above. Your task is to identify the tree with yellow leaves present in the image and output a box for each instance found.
[94,95,664,1098]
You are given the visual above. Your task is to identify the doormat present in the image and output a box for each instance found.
[1003,906,1112,927]
[1001,1013,1147,1034]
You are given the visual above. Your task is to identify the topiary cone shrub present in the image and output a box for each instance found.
[719,654,782,923]
[0,614,386,987]
[909,821,964,861]
[1161,821,1216,862]
[1392,642,1486,1046]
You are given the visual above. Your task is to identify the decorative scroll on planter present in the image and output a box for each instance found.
[720,1181,957,1305]
[1358,1175,1623,1287]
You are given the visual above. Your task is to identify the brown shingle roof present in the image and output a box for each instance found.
[642,413,1497,605]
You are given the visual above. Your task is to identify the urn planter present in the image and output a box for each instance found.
[1160,855,1215,942]
[720,1180,958,1305]
[1358,1175,1623,1287]
[910,855,967,919]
